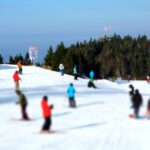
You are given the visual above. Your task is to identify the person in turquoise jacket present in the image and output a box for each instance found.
[67,83,76,108]
[89,70,95,82]
[73,66,78,80]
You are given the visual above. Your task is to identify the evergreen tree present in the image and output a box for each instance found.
[24,52,30,65]
[9,56,14,64]
[44,46,53,66]
[52,42,66,71]
[42,34,150,79]
[14,55,19,64]
[0,54,3,64]
[14,54,23,64]
[64,47,78,74]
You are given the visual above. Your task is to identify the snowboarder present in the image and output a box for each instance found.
[73,66,78,80]
[131,89,143,118]
[146,76,150,84]
[67,83,76,108]
[16,90,29,120]
[41,96,54,132]
[13,71,21,91]
[89,70,95,82]
[59,63,64,76]
[17,60,22,74]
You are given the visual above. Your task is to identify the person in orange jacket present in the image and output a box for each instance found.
[13,71,21,91]
[41,96,54,132]
[17,60,22,74]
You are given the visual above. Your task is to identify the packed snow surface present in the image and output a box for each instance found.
[0,64,150,150]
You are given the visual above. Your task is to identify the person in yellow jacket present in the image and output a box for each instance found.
[17,60,22,74]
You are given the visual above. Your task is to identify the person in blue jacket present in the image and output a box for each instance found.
[67,83,76,108]
[89,70,95,82]
[73,66,78,80]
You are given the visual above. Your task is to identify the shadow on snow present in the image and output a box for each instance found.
[62,122,107,131]
[0,65,17,70]
[77,101,104,108]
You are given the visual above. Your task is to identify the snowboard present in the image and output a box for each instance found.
[11,118,34,122]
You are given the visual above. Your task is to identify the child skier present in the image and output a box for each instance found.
[17,60,22,74]
[144,99,150,119]
[89,70,95,82]
[128,84,134,96]
[67,83,76,108]
[59,63,64,76]
[73,66,78,80]
[88,70,96,88]
[16,90,29,120]
[128,75,131,82]
[41,96,54,132]
[131,89,143,118]
[13,71,21,91]
[128,84,134,108]
[146,76,150,83]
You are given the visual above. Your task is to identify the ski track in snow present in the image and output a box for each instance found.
[0,64,150,150]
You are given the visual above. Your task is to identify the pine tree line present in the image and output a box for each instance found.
[8,52,31,65]
[0,34,150,79]
[44,34,150,79]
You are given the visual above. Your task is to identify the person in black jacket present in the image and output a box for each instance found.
[132,89,143,118]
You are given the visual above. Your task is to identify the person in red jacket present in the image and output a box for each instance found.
[147,76,150,84]
[41,96,53,132]
[13,71,21,91]
[144,99,150,118]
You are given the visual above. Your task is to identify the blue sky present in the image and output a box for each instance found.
[0,0,150,62]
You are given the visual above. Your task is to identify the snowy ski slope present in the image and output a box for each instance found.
[0,64,150,150]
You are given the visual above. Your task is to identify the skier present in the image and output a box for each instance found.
[73,66,78,80]
[128,75,131,82]
[146,76,150,84]
[16,90,29,120]
[144,99,150,119]
[89,70,95,82]
[131,89,143,118]
[41,96,54,132]
[128,84,134,107]
[17,60,22,74]
[67,83,76,108]
[128,84,134,96]
[88,70,96,88]
[59,63,64,76]
[13,71,21,91]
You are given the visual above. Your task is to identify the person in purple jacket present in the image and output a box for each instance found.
[67,83,76,108]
